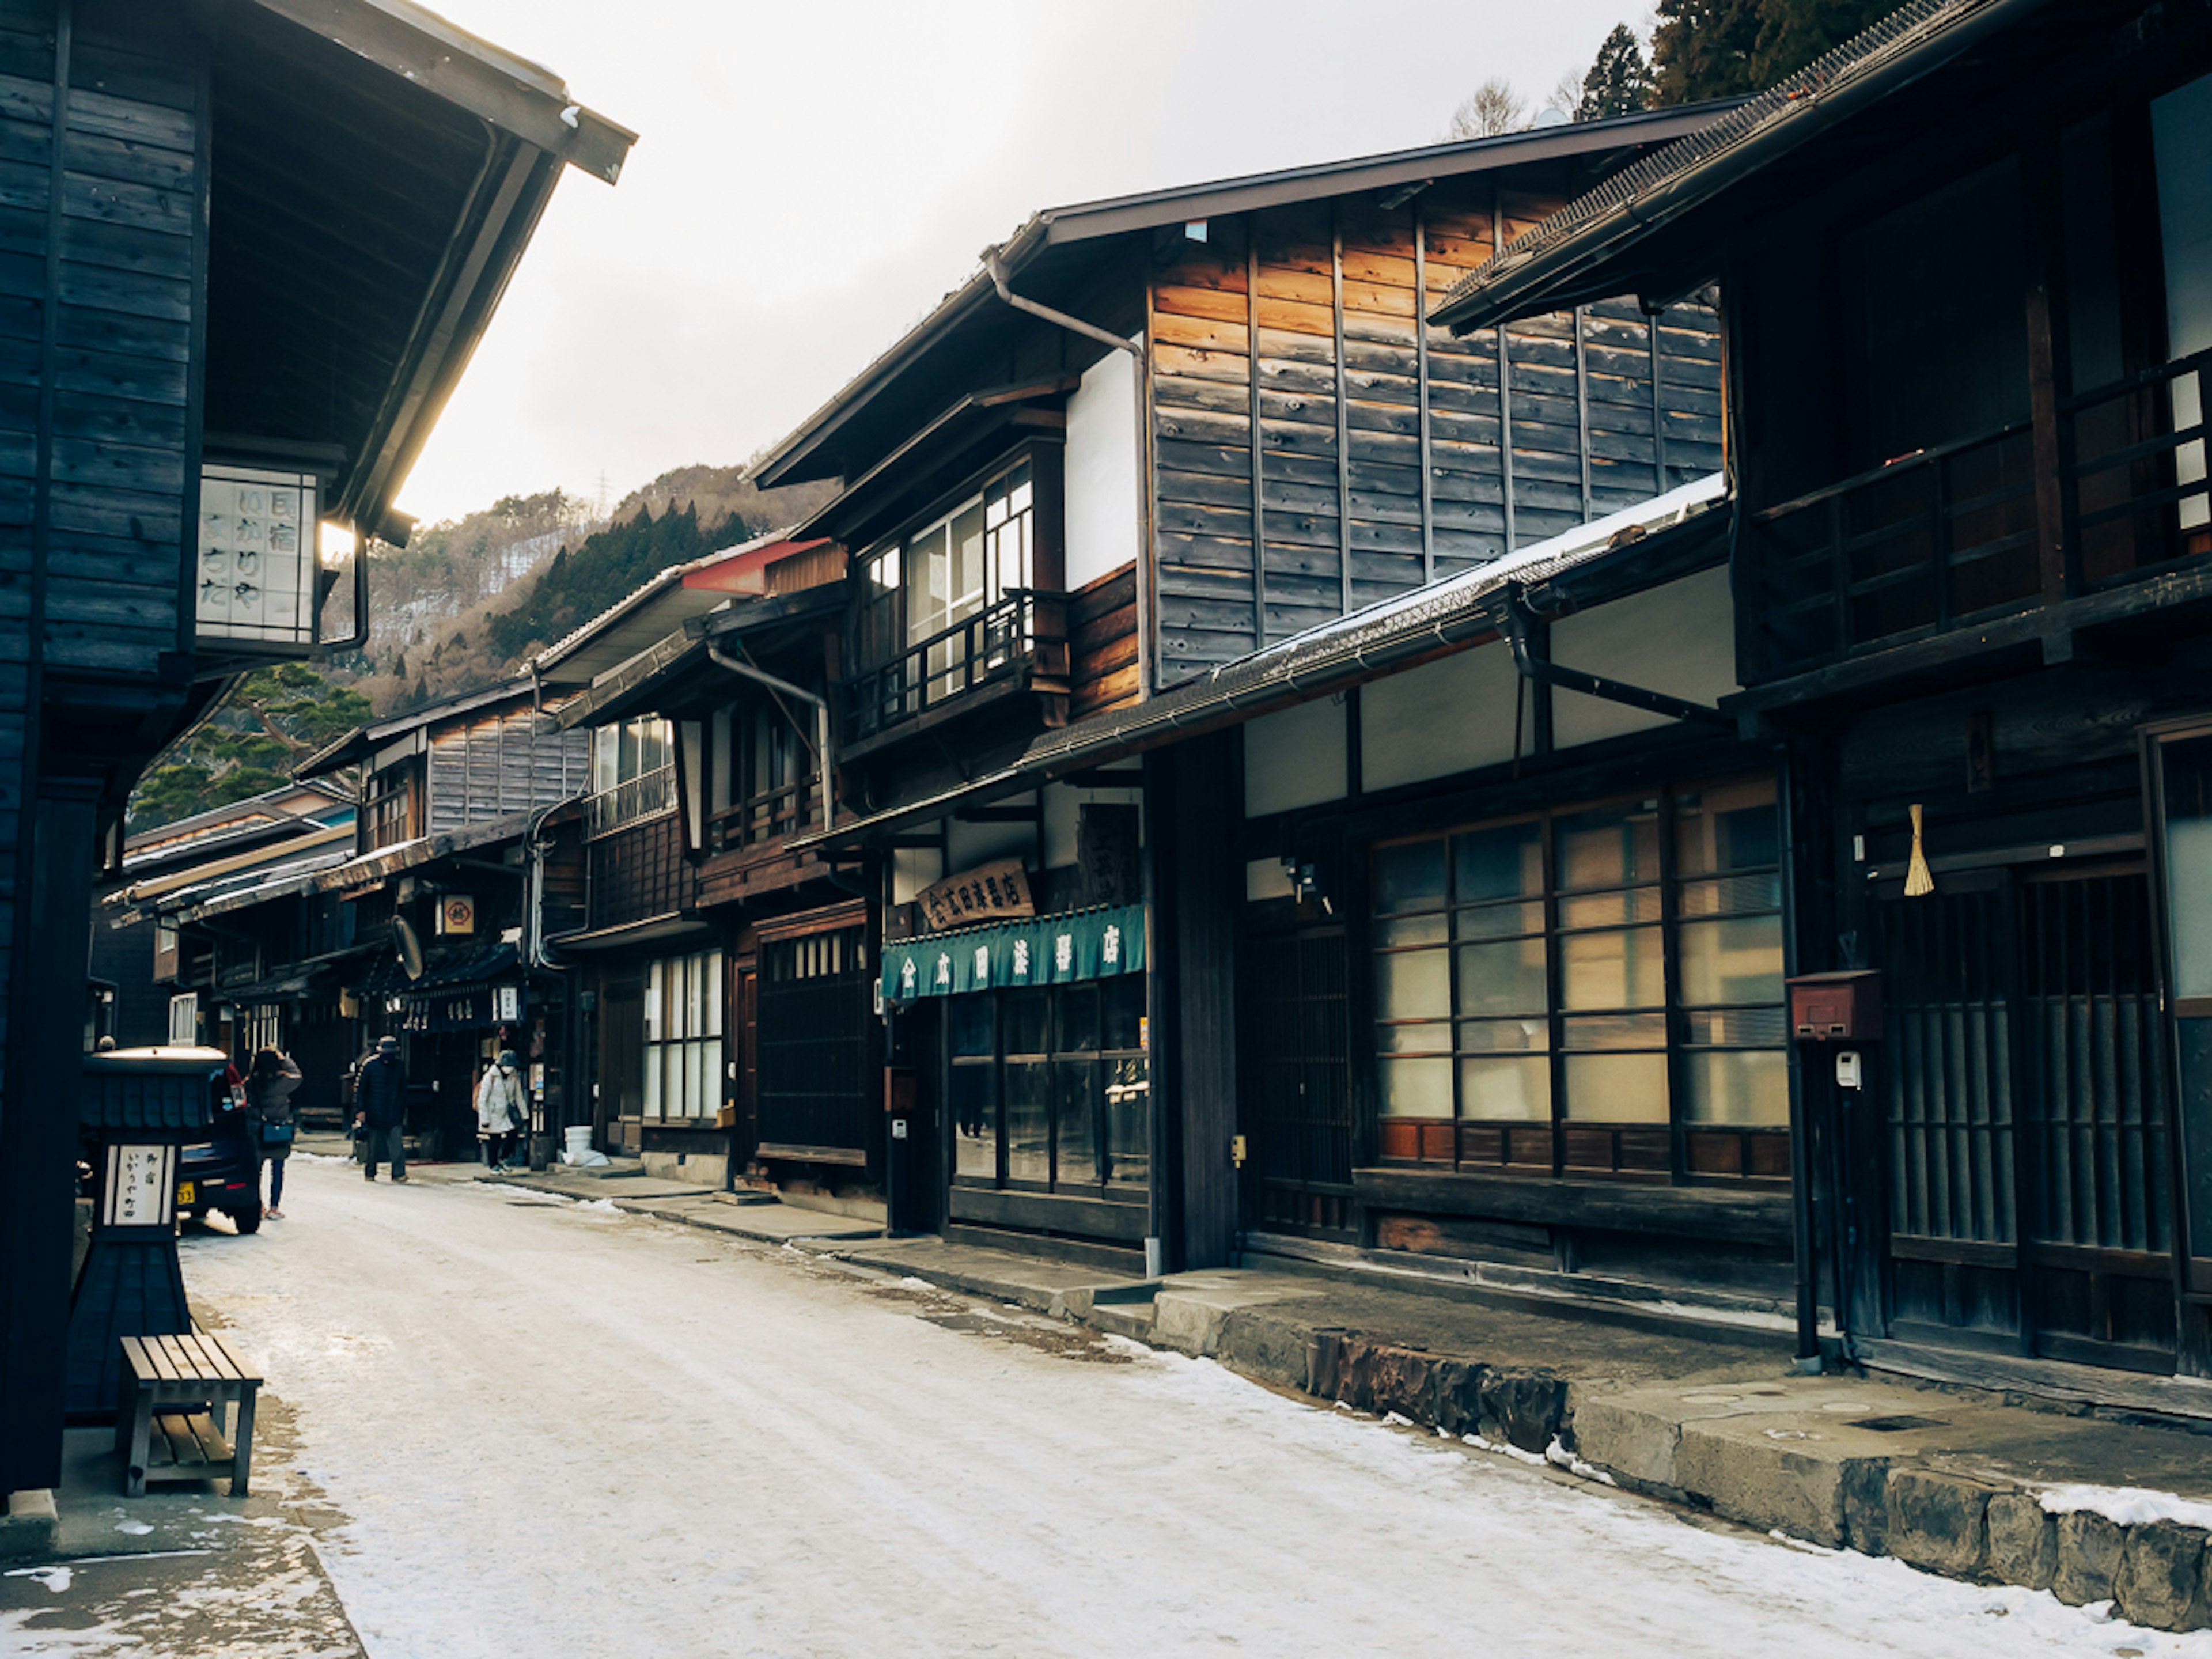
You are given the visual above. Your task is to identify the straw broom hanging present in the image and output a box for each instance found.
[1904,802,1935,897]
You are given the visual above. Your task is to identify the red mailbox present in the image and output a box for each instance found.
[1787,971,1883,1043]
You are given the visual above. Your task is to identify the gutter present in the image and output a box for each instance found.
[1431,0,2052,334]
[980,245,1143,362]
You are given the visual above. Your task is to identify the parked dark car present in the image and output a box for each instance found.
[177,1100,263,1233]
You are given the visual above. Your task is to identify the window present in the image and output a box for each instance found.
[587,717,675,839]
[367,764,418,850]
[1373,775,1785,1178]
[644,950,722,1121]
[851,457,1039,732]
[950,976,1148,1196]
[705,703,817,852]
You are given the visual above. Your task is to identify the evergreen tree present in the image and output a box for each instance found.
[1653,0,1764,103]
[1654,0,1898,104]
[1578,23,1654,119]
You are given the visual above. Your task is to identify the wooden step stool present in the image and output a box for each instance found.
[116,1333,262,1498]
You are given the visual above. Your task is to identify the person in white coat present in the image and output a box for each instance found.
[475,1049,527,1173]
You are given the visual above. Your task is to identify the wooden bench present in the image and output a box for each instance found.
[116,1333,261,1498]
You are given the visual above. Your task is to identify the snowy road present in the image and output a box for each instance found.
[165,1156,2205,1659]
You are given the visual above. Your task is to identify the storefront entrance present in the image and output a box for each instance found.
[1869,863,2178,1370]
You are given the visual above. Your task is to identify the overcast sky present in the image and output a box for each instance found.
[397,0,1651,528]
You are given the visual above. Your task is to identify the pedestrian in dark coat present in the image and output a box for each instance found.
[245,1047,302,1217]
[354,1035,408,1183]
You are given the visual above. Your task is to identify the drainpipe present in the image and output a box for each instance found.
[980,245,1145,363]
[706,642,835,836]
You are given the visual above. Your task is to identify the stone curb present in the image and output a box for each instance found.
[0,1489,59,1560]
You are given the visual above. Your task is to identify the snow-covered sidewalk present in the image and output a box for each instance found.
[120,1159,2212,1657]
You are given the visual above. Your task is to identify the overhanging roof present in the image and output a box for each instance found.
[554,584,849,732]
[294,679,545,781]
[526,530,812,690]
[207,1,637,545]
[1429,0,2048,334]
[793,473,1733,851]
[752,103,1741,494]
[176,808,536,922]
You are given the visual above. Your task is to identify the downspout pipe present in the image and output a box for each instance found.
[706,642,835,836]
[1502,591,1729,727]
[981,245,1144,362]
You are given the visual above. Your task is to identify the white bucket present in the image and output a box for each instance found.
[562,1126,593,1159]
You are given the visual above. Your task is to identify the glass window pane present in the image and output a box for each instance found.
[1101,976,1144,1051]
[1375,949,1450,1019]
[1675,777,1780,877]
[1005,1060,1051,1183]
[1562,1013,1668,1050]
[1677,873,1783,918]
[1685,1049,1790,1126]
[1453,820,1543,903]
[1455,938,1548,1018]
[950,502,988,620]
[1560,889,1662,929]
[1105,1056,1149,1190]
[1561,928,1666,1010]
[949,995,996,1059]
[2163,735,2212,998]
[1556,801,1662,891]
[1679,915,1786,1007]
[1060,986,1100,1053]
[1378,1055,1453,1118]
[952,1063,997,1179]
[1377,1021,1451,1054]
[1453,902,1543,941]
[1004,989,1048,1056]
[1054,1059,1100,1188]
[645,961,664,1042]
[643,1044,662,1118]
[1375,840,1448,914]
[1459,1056,1551,1121]
[1563,1052,1669,1122]
[1378,914,1449,948]
[907,522,949,643]
[1457,1018,1548,1053]
[706,952,724,1036]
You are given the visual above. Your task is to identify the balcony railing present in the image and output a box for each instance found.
[1745,349,2212,681]
[704,776,821,855]
[584,763,675,840]
[846,588,1065,741]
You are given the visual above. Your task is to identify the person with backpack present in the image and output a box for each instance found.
[245,1046,302,1218]
[354,1035,408,1183]
[475,1048,527,1173]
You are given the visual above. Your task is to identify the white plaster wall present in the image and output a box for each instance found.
[1063,344,1141,592]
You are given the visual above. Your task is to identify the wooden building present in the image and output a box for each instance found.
[0,0,629,1494]
[539,532,859,1198]
[740,109,1739,1272]
[1436,0,2212,1398]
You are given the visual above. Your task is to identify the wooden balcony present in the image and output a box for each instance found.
[844,588,1068,745]
[704,777,821,857]
[1744,348,2212,685]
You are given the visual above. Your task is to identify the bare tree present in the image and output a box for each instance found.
[1544,67,1585,122]
[1445,77,1528,141]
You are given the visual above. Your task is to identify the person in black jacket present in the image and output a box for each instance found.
[354,1035,408,1183]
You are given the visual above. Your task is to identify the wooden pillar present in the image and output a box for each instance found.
[1166,729,1238,1270]
[0,785,98,1489]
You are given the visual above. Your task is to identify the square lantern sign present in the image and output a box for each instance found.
[197,464,319,646]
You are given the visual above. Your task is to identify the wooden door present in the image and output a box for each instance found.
[1872,865,2176,1370]
[731,964,758,1166]
[1238,921,1355,1240]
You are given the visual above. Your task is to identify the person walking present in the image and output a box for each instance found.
[245,1046,302,1218]
[354,1035,408,1183]
[475,1049,527,1173]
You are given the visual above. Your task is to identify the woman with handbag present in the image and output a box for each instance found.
[245,1047,302,1219]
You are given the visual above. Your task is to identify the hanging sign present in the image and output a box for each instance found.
[915,858,1033,933]
[880,903,1145,1002]
[196,464,320,646]
[438,895,477,936]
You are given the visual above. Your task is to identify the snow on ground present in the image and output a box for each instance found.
[173,1160,2212,1659]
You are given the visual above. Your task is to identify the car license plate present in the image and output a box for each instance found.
[176,1181,195,1206]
